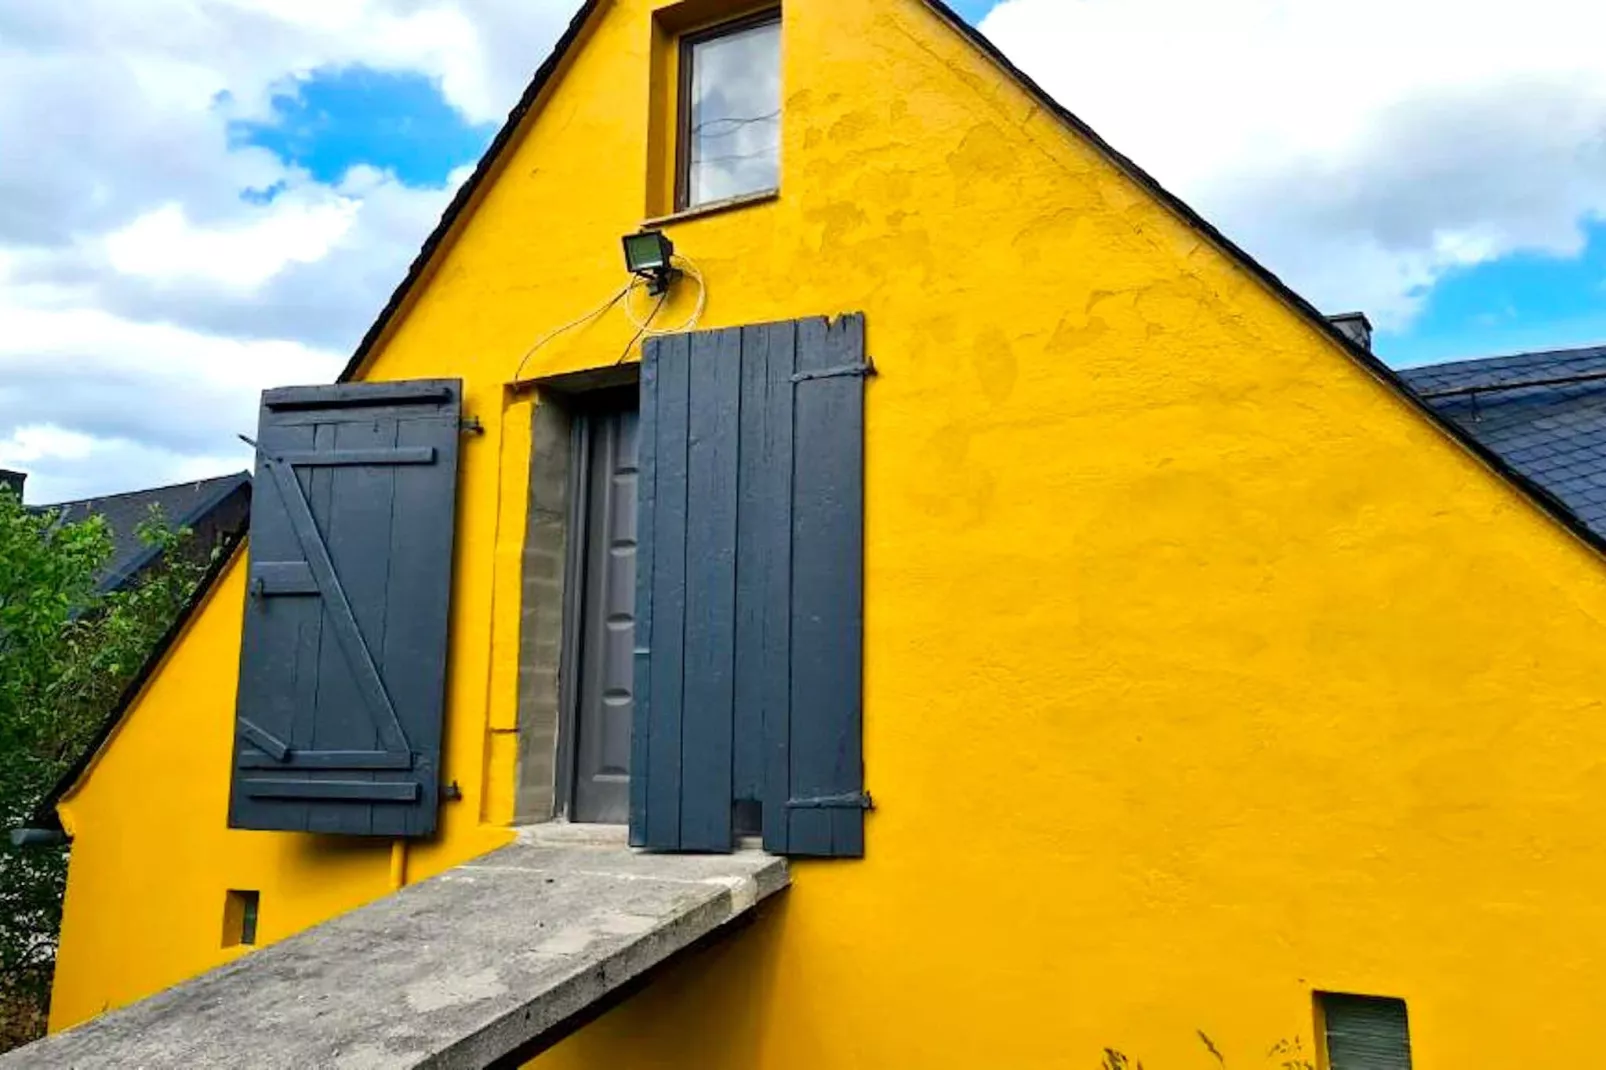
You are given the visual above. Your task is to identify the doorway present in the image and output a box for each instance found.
[563,395,639,824]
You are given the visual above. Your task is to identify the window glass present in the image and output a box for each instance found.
[683,16,781,208]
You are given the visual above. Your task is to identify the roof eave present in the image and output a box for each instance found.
[93,473,252,595]
[337,0,604,384]
[916,0,1606,562]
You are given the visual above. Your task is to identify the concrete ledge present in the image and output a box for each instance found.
[7,838,787,1069]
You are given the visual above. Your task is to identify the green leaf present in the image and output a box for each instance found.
[0,490,213,1040]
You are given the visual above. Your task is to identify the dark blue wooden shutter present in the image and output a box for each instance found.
[631,315,867,857]
[229,380,462,838]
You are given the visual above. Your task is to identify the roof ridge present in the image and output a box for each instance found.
[40,470,250,511]
[1401,343,1606,378]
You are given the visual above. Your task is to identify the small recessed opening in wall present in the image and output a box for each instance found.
[1317,991,1413,1070]
[223,889,260,948]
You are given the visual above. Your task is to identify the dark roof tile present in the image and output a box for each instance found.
[36,473,251,592]
[1402,345,1606,536]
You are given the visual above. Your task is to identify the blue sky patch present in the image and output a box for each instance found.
[231,66,495,188]
[223,11,1606,376]
[1381,220,1606,368]
[945,0,998,22]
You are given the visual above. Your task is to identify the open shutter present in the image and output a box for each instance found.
[229,380,462,838]
[631,316,867,857]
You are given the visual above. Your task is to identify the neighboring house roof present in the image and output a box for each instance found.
[40,472,252,593]
[26,0,1606,834]
[1401,345,1606,538]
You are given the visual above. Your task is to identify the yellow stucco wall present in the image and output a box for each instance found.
[50,0,1606,1063]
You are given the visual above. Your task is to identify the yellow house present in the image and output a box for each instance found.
[23,0,1606,1065]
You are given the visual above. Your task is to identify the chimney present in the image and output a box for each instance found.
[0,469,24,502]
[1328,312,1374,352]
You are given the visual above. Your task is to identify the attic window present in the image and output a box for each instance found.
[677,10,781,210]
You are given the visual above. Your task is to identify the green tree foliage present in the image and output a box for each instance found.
[0,486,214,1049]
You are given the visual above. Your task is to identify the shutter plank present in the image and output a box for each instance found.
[733,324,781,812]
[757,322,796,854]
[286,422,330,833]
[679,328,741,851]
[788,315,867,857]
[371,412,460,837]
[645,335,692,849]
[234,420,314,785]
[629,351,660,846]
[302,418,397,836]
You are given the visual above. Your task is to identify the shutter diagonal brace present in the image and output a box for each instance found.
[238,718,291,762]
[260,452,412,758]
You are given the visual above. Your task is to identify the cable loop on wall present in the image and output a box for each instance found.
[624,255,706,338]
[512,255,706,384]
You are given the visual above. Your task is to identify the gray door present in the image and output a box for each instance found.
[572,407,639,823]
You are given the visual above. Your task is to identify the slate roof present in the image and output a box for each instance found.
[39,472,252,593]
[1400,346,1606,537]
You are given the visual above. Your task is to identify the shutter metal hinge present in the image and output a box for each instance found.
[786,791,874,811]
[791,359,876,384]
[460,417,485,435]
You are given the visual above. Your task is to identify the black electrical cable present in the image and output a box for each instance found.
[615,291,668,365]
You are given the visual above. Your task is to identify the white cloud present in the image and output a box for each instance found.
[105,197,360,288]
[0,426,98,466]
[0,0,572,501]
[0,294,347,501]
[0,431,250,507]
[6,0,1603,501]
[981,0,1606,328]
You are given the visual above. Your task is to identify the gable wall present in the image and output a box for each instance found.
[51,0,1606,1061]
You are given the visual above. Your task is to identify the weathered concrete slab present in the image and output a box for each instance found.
[7,827,787,1069]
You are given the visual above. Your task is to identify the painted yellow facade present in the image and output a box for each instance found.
[47,0,1606,1064]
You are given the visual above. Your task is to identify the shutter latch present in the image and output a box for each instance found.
[460,416,485,436]
[791,359,876,384]
[786,791,874,811]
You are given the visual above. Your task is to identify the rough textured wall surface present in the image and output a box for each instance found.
[50,0,1606,1063]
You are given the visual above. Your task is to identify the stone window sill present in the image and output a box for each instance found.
[643,188,779,228]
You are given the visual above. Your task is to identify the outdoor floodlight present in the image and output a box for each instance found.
[622,230,679,295]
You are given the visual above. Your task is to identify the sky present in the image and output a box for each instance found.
[2,1,1604,502]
